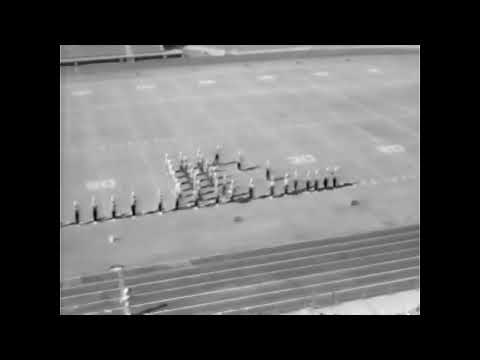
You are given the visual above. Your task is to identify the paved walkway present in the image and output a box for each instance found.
[284,289,420,315]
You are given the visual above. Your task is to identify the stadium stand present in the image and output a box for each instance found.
[130,45,165,55]
[60,45,184,66]
[60,45,127,60]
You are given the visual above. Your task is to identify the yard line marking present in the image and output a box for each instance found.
[391,177,398,183]
[313,71,329,77]
[136,84,156,91]
[198,80,216,86]
[257,75,276,81]
[71,90,92,96]
[370,179,377,185]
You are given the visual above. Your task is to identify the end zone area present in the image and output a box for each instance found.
[60,50,419,280]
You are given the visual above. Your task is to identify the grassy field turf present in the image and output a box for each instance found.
[60,52,419,280]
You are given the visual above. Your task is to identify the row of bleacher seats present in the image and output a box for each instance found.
[60,45,127,60]
[130,45,165,54]
[60,45,185,63]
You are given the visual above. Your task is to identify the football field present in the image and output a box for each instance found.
[60,49,419,281]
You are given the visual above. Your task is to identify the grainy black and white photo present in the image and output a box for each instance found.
[60,45,420,315]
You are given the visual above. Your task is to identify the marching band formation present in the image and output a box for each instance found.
[64,146,346,226]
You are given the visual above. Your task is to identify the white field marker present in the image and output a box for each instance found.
[313,71,329,77]
[376,144,405,154]
[72,90,92,96]
[257,75,276,81]
[136,84,156,90]
[287,154,317,165]
[85,179,116,191]
[370,178,377,185]
[199,80,216,86]
[368,68,381,74]
[391,177,398,183]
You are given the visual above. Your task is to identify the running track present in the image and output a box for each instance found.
[60,224,419,315]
